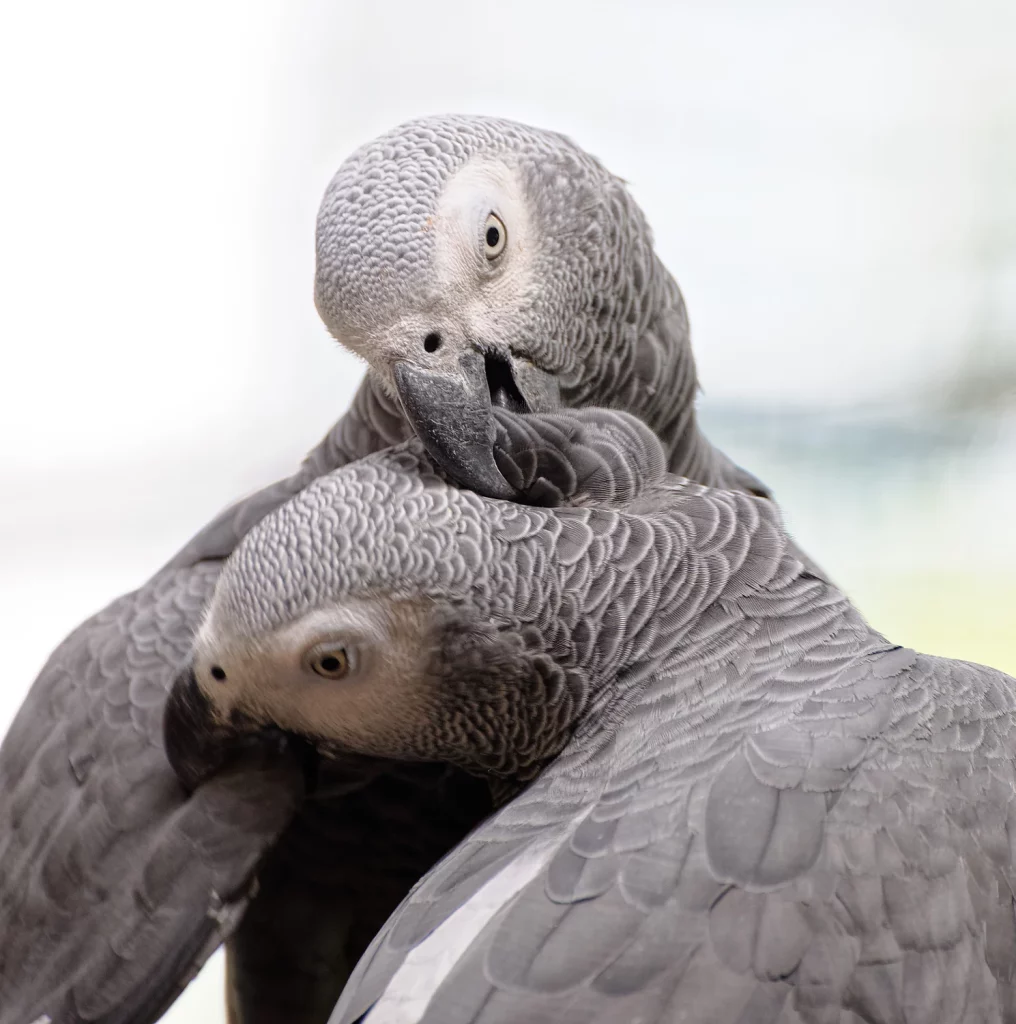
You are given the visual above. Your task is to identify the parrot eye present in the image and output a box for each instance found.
[483,213,507,260]
[306,646,351,680]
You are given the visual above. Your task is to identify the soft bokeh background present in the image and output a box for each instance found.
[1,1,1013,1019]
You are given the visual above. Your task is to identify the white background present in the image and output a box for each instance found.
[1,1,1014,1020]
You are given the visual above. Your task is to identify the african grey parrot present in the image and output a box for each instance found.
[189,111,823,1016]
[170,112,781,570]
[0,399,488,1023]
[1,114,812,1022]
[167,407,1016,1024]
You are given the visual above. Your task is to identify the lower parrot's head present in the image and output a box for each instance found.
[163,409,669,793]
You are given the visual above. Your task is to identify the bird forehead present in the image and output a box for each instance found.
[210,462,488,636]
[325,114,555,210]
[315,115,571,329]
[318,118,522,257]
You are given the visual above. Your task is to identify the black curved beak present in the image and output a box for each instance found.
[164,666,321,795]
[392,349,559,499]
[163,666,243,792]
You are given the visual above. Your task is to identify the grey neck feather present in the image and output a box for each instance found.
[538,500,852,780]
[616,258,770,498]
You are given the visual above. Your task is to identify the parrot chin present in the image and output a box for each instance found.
[392,349,560,499]
[163,667,317,794]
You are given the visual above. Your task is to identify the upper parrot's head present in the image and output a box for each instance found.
[313,114,689,498]
[163,409,672,792]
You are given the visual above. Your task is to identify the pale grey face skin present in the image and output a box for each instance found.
[189,595,442,763]
[313,115,684,497]
[319,157,538,397]
[176,584,577,789]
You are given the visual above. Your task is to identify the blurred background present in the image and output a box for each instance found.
[1,0,1013,1019]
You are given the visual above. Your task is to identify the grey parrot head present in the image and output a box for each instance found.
[314,114,686,498]
[165,446,582,792]
[164,409,673,794]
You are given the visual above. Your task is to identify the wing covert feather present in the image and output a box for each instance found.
[332,580,1016,1024]
[0,565,302,1024]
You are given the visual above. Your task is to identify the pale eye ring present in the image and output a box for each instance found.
[483,213,507,260]
[307,645,350,680]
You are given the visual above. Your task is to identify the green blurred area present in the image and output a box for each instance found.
[852,571,1015,675]
[703,404,1015,678]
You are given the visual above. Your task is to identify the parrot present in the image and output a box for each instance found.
[1,114,818,1022]
[170,112,780,571]
[166,407,1016,1024]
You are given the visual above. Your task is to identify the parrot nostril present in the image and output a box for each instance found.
[210,665,227,682]
[423,332,442,354]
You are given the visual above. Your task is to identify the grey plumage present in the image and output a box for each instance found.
[2,113,822,1020]
[0,386,473,1023]
[312,114,777,509]
[0,565,303,1023]
[174,409,1016,1024]
[177,113,780,571]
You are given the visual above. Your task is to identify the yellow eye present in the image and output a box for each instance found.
[484,213,507,260]
[308,647,350,680]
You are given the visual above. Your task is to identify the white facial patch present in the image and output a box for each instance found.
[428,157,536,341]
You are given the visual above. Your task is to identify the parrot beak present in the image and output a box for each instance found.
[164,666,320,795]
[164,667,319,794]
[163,666,242,791]
[392,349,560,499]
